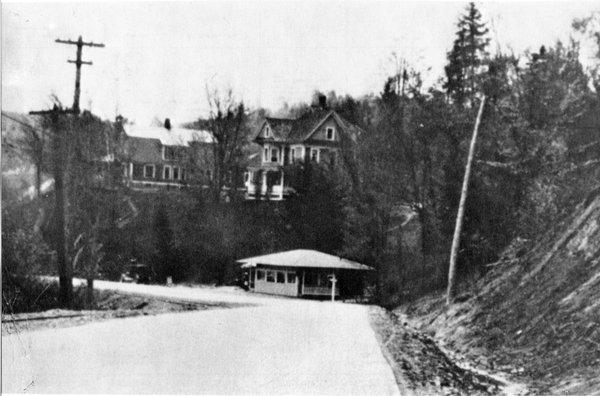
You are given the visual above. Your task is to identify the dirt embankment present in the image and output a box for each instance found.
[2,289,228,335]
[394,192,600,395]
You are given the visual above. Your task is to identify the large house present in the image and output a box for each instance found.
[244,104,363,200]
[122,119,214,191]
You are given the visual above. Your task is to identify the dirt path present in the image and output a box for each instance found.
[2,281,400,394]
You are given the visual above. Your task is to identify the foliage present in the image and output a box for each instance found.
[444,2,490,106]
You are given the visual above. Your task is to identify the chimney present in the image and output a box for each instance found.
[164,118,171,130]
[318,94,327,109]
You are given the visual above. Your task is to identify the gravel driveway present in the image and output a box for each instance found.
[2,281,400,394]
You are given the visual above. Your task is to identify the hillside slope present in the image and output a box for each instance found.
[398,189,600,394]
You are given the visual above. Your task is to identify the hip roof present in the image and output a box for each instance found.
[237,249,373,271]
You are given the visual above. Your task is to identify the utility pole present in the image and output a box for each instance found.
[29,35,104,307]
[55,35,105,113]
[446,96,486,306]
[30,106,75,307]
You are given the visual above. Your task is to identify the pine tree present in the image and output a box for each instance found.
[444,2,490,106]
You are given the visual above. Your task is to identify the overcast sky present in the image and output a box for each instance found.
[2,1,598,126]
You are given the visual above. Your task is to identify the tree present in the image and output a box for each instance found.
[444,2,490,106]
[205,88,250,202]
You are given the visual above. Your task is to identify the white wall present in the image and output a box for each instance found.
[254,268,298,297]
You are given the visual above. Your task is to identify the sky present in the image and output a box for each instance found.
[2,1,598,126]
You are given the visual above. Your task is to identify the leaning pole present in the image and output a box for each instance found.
[446,95,486,306]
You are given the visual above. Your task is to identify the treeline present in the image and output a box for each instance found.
[3,4,599,309]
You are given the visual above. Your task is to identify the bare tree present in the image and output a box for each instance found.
[205,87,249,202]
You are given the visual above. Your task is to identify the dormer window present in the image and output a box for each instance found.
[326,127,335,141]
[265,125,272,138]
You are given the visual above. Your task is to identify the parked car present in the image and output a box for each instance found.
[120,263,154,284]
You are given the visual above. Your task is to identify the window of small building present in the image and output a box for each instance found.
[143,164,155,178]
[256,270,265,280]
[271,148,279,162]
[173,166,180,180]
[276,271,285,283]
[264,125,271,138]
[287,272,296,283]
[326,127,335,141]
[264,147,269,162]
[244,172,250,183]
[181,169,187,181]
[266,271,275,283]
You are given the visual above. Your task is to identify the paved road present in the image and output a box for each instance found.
[2,281,400,394]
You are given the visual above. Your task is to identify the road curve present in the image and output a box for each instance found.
[2,281,401,394]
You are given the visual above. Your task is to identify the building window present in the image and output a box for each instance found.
[181,169,187,181]
[266,271,275,283]
[257,270,265,280]
[264,125,271,138]
[173,166,180,180]
[290,148,296,162]
[165,146,177,160]
[287,272,296,283]
[143,164,155,178]
[310,148,320,162]
[244,172,250,183]
[163,165,172,180]
[276,272,285,283]
[271,148,279,162]
[264,147,269,162]
[326,127,335,140]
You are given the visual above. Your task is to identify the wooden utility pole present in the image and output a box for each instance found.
[55,36,105,113]
[29,36,104,307]
[30,106,75,307]
[446,96,486,306]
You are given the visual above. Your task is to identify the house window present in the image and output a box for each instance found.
[276,272,285,283]
[266,271,275,283]
[271,148,279,162]
[287,272,296,283]
[290,148,296,162]
[264,147,269,162]
[143,164,155,178]
[326,127,335,141]
[265,125,271,138]
[244,172,250,183]
[181,169,187,181]
[310,148,320,162]
[173,166,180,180]
[163,165,172,180]
[165,146,177,160]
[256,270,265,280]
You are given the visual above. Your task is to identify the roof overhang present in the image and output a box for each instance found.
[237,249,374,271]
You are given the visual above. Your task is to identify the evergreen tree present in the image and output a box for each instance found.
[444,2,490,106]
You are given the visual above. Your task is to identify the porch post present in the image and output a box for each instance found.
[261,171,267,197]
[279,171,284,200]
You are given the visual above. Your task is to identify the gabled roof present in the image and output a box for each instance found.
[258,108,359,144]
[124,125,214,146]
[237,249,373,271]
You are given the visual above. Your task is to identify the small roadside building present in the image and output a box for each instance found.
[237,249,373,299]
